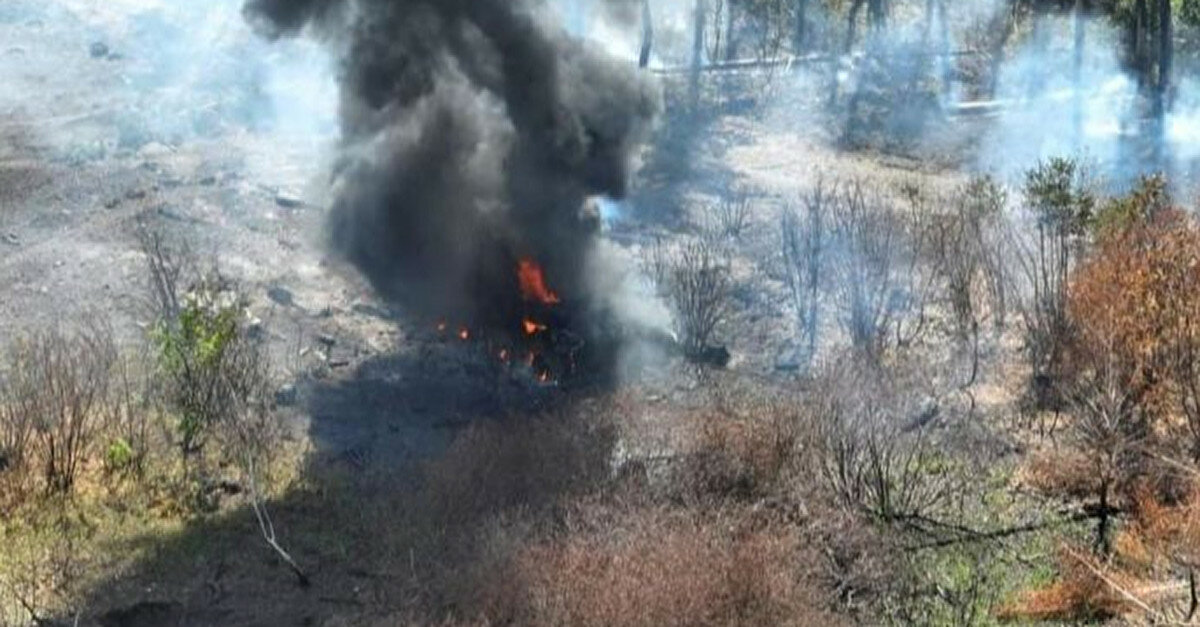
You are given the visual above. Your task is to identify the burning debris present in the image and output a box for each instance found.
[244,0,661,381]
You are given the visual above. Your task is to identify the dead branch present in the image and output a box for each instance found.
[246,455,310,588]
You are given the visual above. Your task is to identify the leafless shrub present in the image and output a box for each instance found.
[827,181,923,363]
[711,187,754,239]
[782,179,828,366]
[0,372,35,483]
[656,239,733,360]
[809,359,957,525]
[926,176,1008,338]
[1,321,117,494]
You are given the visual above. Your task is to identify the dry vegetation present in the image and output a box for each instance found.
[8,157,1200,625]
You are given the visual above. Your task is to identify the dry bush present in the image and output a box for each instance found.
[1020,447,1099,501]
[711,187,754,239]
[423,409,617,529]
[674,395,803,504]
[825,180,929,363]
[808,359,957,524]
[928,176,1007,337]
[509,507,840,627]
[1060,194,1200,552]
[0,321,117,495]
[655,238,733,360]
[781,179,828,367]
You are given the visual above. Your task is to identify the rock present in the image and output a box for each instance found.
[98,601,182,627]
[267,285,295,307]
[103,198,120,209]
[198,175,217,186]
[88,41,109,59]
[690,345,731,368]
[275,383,299,407]
[275,192,304,209]
[2,232,18,246]
[351,301,390,319]
[125,189,147,201]
[316,333,337,348]
[774,346,807,373]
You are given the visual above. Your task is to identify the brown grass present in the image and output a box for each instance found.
[504,506,839,627]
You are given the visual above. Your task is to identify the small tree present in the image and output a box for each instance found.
[139,227,277,497]
[1010,157,1095,409]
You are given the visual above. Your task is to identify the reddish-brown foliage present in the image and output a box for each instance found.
[508,507,839,627]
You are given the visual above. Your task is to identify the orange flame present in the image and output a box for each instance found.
[523,318,547,335]
[517,258,561,305]
[458,328,470,341]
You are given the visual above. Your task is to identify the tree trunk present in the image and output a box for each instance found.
[986,0,1017,99]
[1134,0,1150,91]
[1073,0,1086,150]
[1028,6,1048,98]
[724,0,738,61]
[846,0,865,53]
[1157,0,1172,109]
[794,0,808,53]
[868,0,887,33]
[691,0,707,109]
[1155,0,1172,167]
[639,0,654,68]
[939,0,951,98]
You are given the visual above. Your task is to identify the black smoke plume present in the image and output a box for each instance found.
[244,0,660,344]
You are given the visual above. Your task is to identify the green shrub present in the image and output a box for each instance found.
[104,438,134,473]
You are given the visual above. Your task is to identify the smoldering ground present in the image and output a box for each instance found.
[243,0,662,352]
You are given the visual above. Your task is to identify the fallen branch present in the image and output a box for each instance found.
[1062,545,1164,622]
[903,511,1097,551]
[247,455,310,588]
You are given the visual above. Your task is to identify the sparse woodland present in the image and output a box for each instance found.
[5,0,1200,626]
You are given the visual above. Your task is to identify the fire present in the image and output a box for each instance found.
[523,318,547,335]
[517,258,561,305]
[459,327,470,341]
[437,321,447,333]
